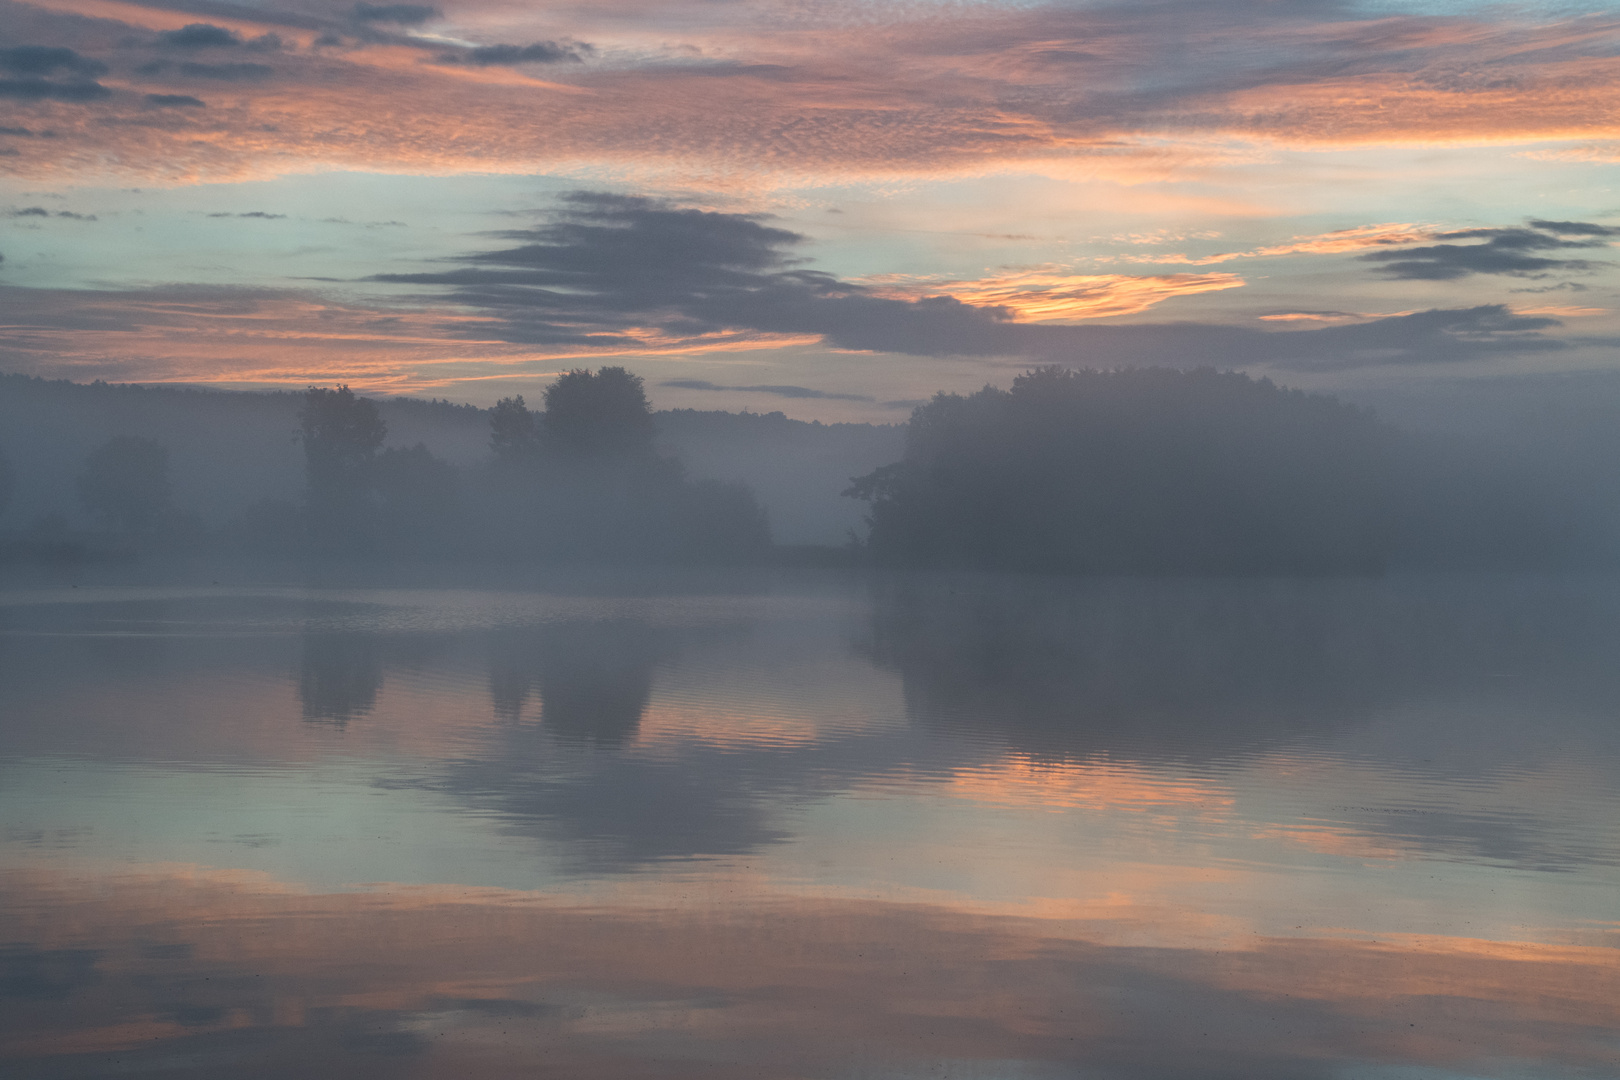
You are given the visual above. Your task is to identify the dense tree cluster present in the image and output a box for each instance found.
[0,445,11,522]
[846,366,1612,573]
[481,368,771,563]
[846,368,1398,573]
[300,386,387,552]
[290,367,770,562]
[1,363,1613,572]
[75,436,178,537]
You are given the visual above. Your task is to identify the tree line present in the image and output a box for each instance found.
[845,366,1617,573]
[0,367,773,564]
[0,364,1613,572]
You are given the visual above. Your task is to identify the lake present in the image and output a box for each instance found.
[1,569,1617,1079]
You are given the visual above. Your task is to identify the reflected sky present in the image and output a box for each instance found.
[1,573,1617,1078]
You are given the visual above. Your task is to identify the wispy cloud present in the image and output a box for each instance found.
[1359,220,1620,280]
[5,0,1620,183]
[1118,224,1434,267]
[5,205,96,219]
[661,378,873,402]
[864,269,1245,322]
[434,41,593,67]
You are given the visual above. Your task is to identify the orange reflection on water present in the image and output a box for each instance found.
[2,864,1617,1079]
[633,700,832,751]
[939,753,1234,817]
[1249,821,1419,861]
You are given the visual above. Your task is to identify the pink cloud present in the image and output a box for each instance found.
[4,0,1620,184]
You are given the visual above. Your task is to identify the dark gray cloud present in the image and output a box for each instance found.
[0,78,110,101]
[661,379,875,403]
[0,46,106,78]
[321,217,407,227]
[206,211,286,219]
[1361,219,1620,280]
[145,93,207,108]
[5,207,96,220]
[1509,281,1589,293]
[156,23,243,49]
[436,41,594,66]
[352,3,440,25]
[1526,218,1616,236]
[374,192,1572,372]
[0,126,58,138]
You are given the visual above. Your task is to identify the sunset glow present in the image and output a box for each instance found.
[1,0,1617,413]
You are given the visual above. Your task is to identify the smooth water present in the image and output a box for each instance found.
[1,571,1616,1079]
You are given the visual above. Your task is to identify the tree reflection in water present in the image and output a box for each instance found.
[298,634,381,726]
[866,573,1620,761]
[486,621,670,747]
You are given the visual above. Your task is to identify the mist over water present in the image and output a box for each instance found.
[1,570,1615,1079]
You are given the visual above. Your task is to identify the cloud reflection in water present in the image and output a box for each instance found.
[0,575,1617,1078]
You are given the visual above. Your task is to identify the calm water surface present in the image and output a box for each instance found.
[1,570,1617,1079]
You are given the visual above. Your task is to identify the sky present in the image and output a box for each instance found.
[2,0,1620,419]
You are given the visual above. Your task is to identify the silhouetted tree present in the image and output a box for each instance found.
[848,367,1400,574]
[300,385,385,552]
[542,367,656,461]
[665,478,773,563]
[75,436,173,535]
[490,395,541,466]
[459,366,771,563]
[373,442,460,554]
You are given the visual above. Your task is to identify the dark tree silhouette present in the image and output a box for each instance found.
[847,367,1401,574]
[489,395,541,466]
[300,385,385,552]
[542,367,656,460]
[458,366,775,563]
[75,436,173,535]
[373,442,461,554]
[666,478,773,561]
[0,445,12,521]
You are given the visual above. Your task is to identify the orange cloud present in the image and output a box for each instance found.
[864,270,1245,321]
[1520,142,1620,164]
[0,284,818,393]
[6,0,1620,185]
[1117,223,1434,267]
[1258,309,1417,323]
[1514,305,1607,317]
